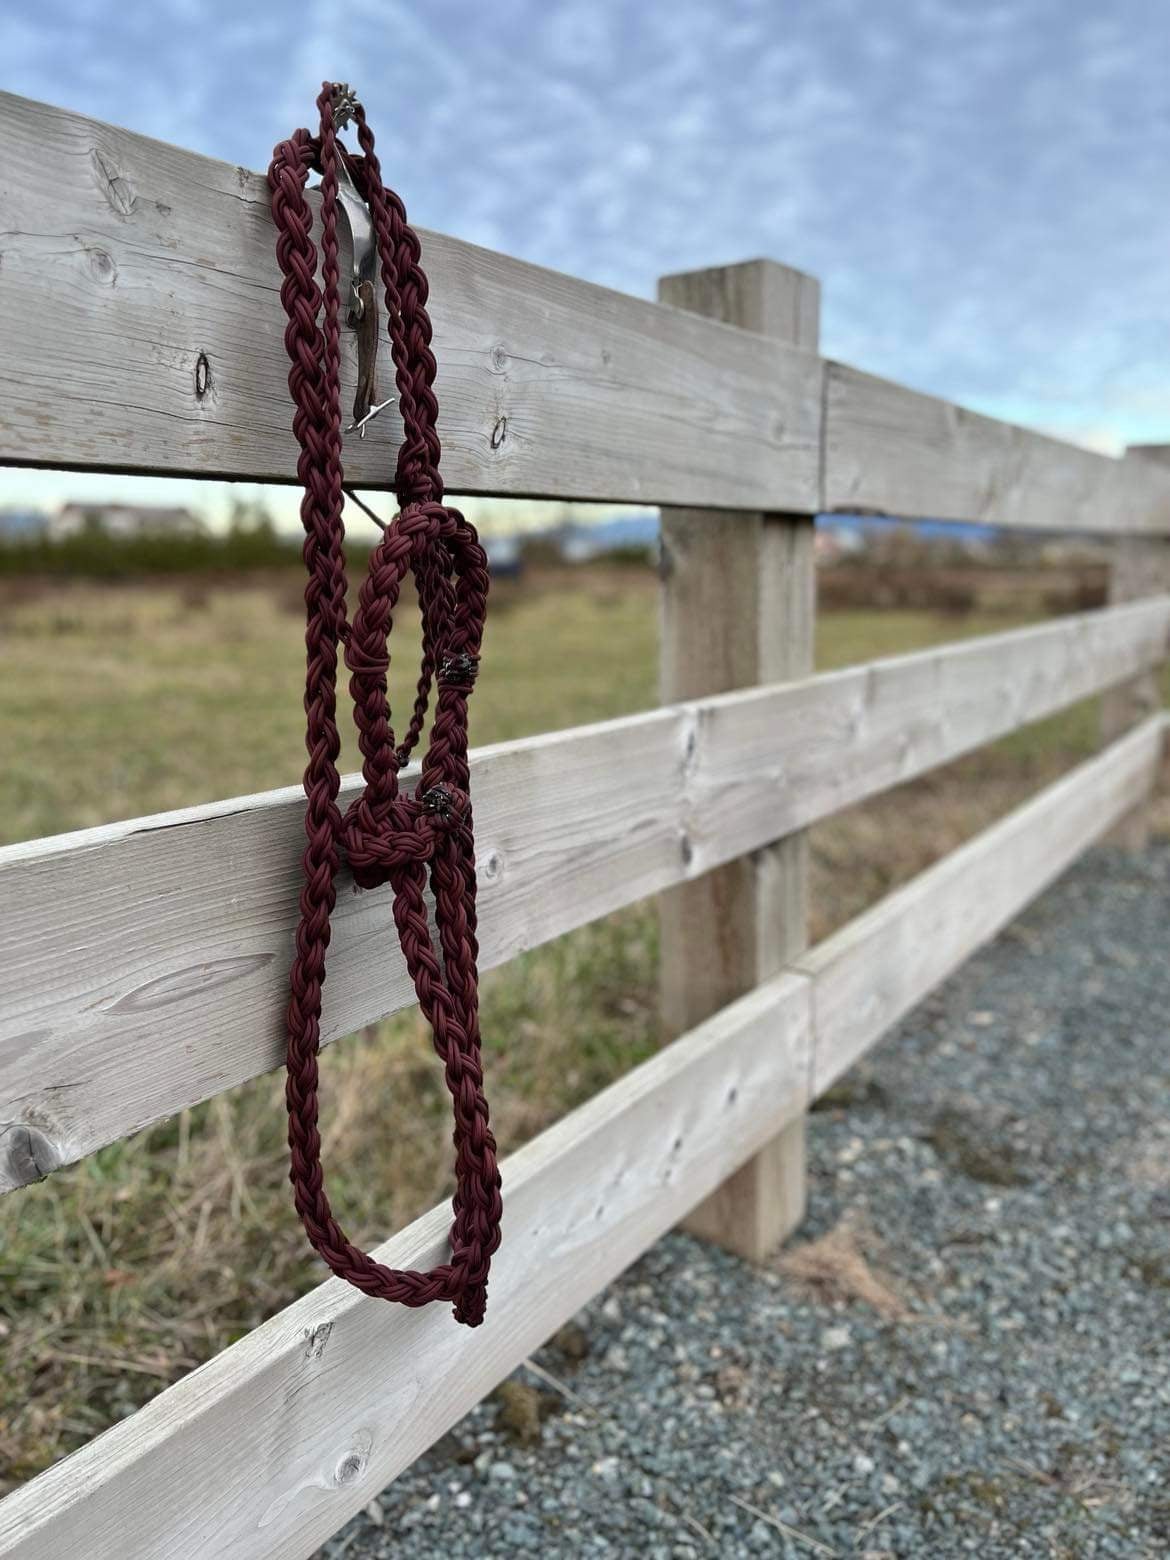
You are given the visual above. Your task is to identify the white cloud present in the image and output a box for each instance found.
[2,0,1170,464]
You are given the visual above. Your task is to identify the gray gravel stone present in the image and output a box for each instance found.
[315,843,1170,1558]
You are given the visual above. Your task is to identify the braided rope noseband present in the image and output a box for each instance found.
[268,84,501,1327]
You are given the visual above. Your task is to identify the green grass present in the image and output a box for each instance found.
[0,527,303,580]
[0,571,1055,847]
[0,564,1163,1492]
[0,567,663,842]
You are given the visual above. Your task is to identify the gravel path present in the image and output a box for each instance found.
[318,843,1170,1559]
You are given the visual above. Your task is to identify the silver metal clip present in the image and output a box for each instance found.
[335,158,376,326]
[315,85,374,325]
[318,86,383,428]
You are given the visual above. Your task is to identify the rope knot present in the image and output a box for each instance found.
[340,794,434,890]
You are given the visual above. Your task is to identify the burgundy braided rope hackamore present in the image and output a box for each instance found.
[267,84,502,1327]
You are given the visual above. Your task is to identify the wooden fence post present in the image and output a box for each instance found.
[1103,446,1170,845]
[657,258,820,1261]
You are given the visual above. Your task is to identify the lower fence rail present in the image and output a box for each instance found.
[0,713,1161,1560]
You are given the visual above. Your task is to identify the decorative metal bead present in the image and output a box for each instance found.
[438,651,480,690]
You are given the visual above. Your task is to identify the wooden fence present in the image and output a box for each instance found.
[1,88,1169,1558]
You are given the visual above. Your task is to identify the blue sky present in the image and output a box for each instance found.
[4,0,1170,528]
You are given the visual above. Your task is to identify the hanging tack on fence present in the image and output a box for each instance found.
[268,82,502,1328]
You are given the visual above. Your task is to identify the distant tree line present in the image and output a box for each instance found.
[0,499,305,578]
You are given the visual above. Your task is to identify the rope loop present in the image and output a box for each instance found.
[268,84,500,1327]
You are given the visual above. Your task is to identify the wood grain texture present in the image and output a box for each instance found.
[2,596,1168,1193]
[1100,449,1170,844]
[4,89,1170,533]
[802,716,1165,1096]
[0,972,813,1560]
[1,717,1162,1558]
[0,91,820,510]
[685,592,1170,873]
[657,259,818,1259]
[824,362,1170,535]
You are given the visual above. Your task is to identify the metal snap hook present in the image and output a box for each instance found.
[316,87,381,422]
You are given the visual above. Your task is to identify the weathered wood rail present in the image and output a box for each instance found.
[5,89,1170,534]
[3,596,1169,1193]
[1,88,1169,1559]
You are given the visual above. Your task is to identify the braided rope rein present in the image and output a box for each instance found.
[268,84,501,1327]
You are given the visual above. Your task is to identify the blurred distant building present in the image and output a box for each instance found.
[483,533,523,578]
[814,526,846,562]
[0,507,50,541]
[554,513,658,562]
[50,502,205,540]
[814,518,867,558]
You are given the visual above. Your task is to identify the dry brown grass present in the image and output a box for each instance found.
[1126,1123,1170,1188]
[0,903,659,1492]
[776,1216,911,1321]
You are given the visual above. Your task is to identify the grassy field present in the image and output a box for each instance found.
[0,563,1164,1493]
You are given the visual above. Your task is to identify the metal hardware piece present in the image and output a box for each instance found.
[315,87,382,424]
[346,394,396,439]
[329,83,361,131]
[333,157,376,325]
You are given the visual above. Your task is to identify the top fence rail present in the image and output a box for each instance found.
[2,90,1170,536]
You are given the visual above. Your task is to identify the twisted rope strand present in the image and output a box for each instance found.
[268,85,501,1327]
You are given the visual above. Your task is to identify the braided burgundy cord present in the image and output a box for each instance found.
[268,85,501,1327]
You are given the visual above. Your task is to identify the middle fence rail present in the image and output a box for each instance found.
[3,596,1169,1193]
